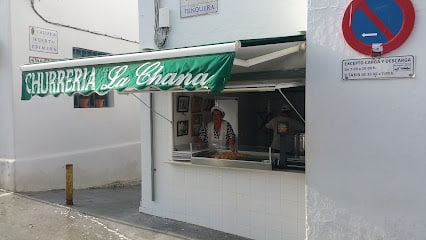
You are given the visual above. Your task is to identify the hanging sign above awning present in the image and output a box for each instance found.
[21,42,239,100]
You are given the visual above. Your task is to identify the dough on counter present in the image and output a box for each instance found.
[211,152,249,160]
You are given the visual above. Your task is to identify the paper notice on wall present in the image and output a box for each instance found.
[29,56,55,64]
[29,26,58,54]
[342,55,415,80]
[180,0,218,18]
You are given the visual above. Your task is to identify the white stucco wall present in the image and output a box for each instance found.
[306,0,426,239]
[139,93,306,239]
[140,0,307,49]
[33,0,138,43]
[0,0,14,157]
[0,0,15,189]
[0,0,141,191]
[138,0,308,239]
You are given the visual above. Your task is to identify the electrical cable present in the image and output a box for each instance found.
[30,0,138,44]
[131,93,173,125]
[154,0,169,48]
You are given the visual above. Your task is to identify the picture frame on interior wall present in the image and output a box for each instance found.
[177,120,189,136]
[177,96,190,112]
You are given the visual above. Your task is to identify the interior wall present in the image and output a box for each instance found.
[237,94,260,147]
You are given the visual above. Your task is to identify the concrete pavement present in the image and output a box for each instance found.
[0,184,249,240]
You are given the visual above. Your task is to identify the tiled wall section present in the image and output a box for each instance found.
[144,163,305,240]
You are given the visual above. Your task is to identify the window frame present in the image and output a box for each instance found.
[72,47,112,109]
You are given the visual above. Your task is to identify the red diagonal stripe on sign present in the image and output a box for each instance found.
[359,3,395,40]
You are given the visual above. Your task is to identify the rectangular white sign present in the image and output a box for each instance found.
[180,0,218,18]
[29,26,58,54]
[342,55,415,80]
[29,56,54,64]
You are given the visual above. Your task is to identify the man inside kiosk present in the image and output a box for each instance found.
[263,104,305,169]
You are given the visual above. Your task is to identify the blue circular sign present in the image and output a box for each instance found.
[342,0,415,55]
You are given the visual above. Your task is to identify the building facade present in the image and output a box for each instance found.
[0,0,141,191]
[11,0,426,239]
[139,0,426,239]
[138,0,307,239]
[307,0,426,239]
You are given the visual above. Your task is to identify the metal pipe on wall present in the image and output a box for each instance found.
[150,93,156,201]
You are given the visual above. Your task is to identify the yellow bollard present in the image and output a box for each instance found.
[65,164,73,205]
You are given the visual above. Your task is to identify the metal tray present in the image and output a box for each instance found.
[191,150,272,170]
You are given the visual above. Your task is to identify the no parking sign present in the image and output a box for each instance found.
[342,0,415,56]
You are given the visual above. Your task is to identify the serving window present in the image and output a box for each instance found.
[171,87,305,171]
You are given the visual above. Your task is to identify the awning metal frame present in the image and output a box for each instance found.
[233,42,305,68]
[21,42,241,72]
[21,34,307,98]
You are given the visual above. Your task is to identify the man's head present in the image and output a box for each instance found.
[281,104,291,112]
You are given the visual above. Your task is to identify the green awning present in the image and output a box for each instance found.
[21,34,307,100]
[21,42,238,100]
